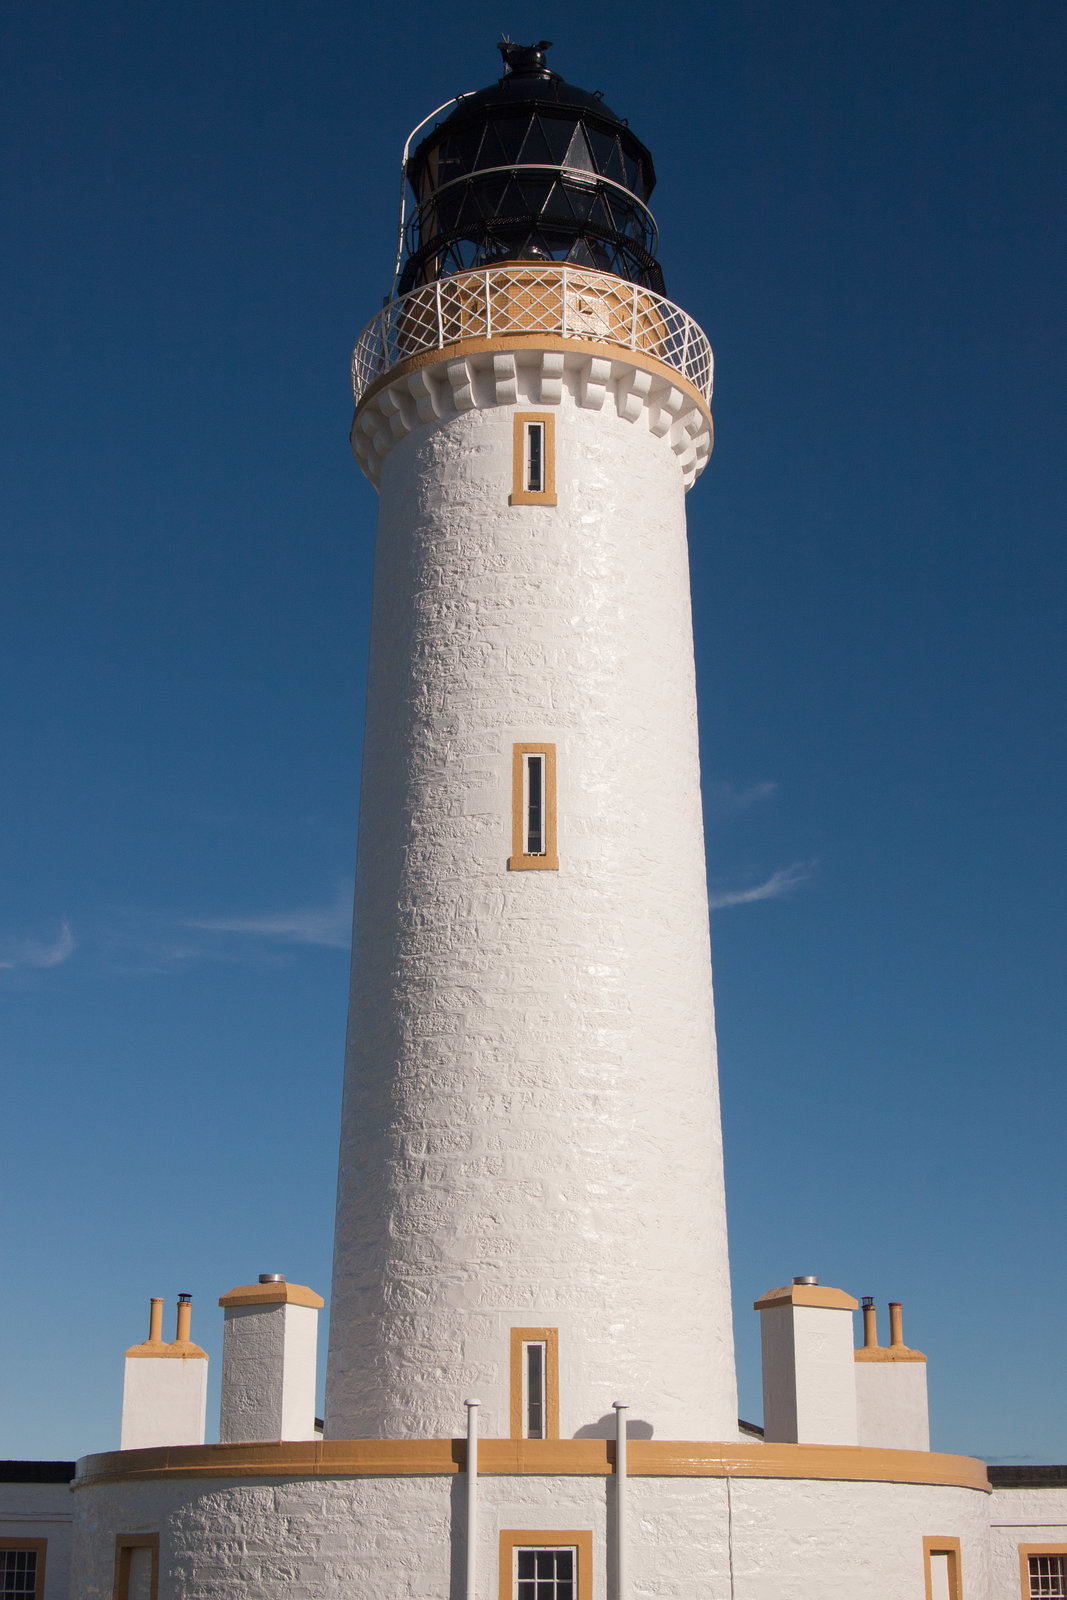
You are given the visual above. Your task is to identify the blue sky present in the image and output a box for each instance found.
[2,0,1065,1463]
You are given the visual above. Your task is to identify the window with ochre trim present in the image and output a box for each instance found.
[509,1327,559,1439]
[923,1537,962,1600]
[511,413,557,506]
[113,1535,159,1600]
[0,1541,46,1600]
[1020,1546,1067,1598]
[499,1531,591,1600]
[509,745,559,870]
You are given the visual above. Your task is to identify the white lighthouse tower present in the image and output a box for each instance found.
[69,45,999,1600]
[325,37,734,1445]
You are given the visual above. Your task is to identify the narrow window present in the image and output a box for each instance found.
[511,413,557,505]
[525,422,545,494]
[0,1545,46,1600]
[499,1531,591,1600]
[923,1538,962,1600]
[509,1327,559,1439]
[524,1340,547,1438]
[509,745,558,870]
[524,755,544,855]
[1022,1551,1067,1599]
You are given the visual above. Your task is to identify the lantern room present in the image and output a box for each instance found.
[397,40,664,294]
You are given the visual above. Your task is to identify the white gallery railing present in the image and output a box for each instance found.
[351,264,713,407]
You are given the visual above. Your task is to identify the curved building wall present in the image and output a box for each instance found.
[70,1464,993,1600]
[325,353,735,1441]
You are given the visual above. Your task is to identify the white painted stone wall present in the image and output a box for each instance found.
[70,1467,994,1600]
[119,1358,207,1450]
[855,1360,930,1451]
[0,1480,73,1600]
[760,1304,858,1445]
[219,1303,319,1443]
[988,1485,1067,1599]
[327,351,736,1442]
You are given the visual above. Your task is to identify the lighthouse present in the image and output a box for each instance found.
[325,37,735,1445]
[68,44,1001,1600]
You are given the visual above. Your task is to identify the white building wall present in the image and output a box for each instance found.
[327,359,736,1443]
[987,1486,1067,1599]
[729,1477,991,1599]
[70,1467,993,1600]
[0,1480,73,1600]
[855,1361,930,1451]
[119,1358,207,1451]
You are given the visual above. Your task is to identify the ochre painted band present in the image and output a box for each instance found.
[73,1438,990,1493]
[855,1346,927,1363]
[754,1285,859,1312]
[218,1283,325,1310]
[124,1342,208,1361]
[353,334,714,435]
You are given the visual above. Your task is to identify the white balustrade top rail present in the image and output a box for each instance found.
[351,265,713,408]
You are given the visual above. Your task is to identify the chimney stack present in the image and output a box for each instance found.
[120,1294,208,1451]
[854,1298,929,1451]
[754,1277,859,1445]
[218,1275,324,1443]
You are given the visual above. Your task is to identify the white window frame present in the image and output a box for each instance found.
[522,753,546,856]
[1025,1551,1067,1599]
[521,1339,548,1439]
[524,421,546,494]
[514,1544,577,1600]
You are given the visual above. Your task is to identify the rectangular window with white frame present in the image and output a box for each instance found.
[498,1530,591,1600]
[524,754,545,856]
[1020,1547,1067,1598]
[0,1543,46,1600]
[517,1547,574,1600]
[509,745,558,870]
[523,1339,547,1438]
[525,421,545,494]
[511,412,557,506]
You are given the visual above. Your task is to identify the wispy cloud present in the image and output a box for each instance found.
[708,861,815,911]
[0,921,76,971]
[181,889,351,950]
[97,886,354,974]
[705,780,778,821]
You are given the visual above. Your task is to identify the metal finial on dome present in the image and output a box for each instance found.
[497,38,555,79]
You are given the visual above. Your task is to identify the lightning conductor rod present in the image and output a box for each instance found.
[390,93,476,298]
[465,1399,480,1600]
[614,1402,629,1600]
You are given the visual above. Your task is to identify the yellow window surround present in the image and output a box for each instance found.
[499,1530,592,1600]
[509,744,559,871]
[511,412,557,506]
[509,1327,560,1439]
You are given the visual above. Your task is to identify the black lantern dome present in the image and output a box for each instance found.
[397,41,664,296]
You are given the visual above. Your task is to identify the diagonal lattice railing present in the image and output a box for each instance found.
[352,265,713,408]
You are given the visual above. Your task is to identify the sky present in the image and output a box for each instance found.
[2,0,1065,1464]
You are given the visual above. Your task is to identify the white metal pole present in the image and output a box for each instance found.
[465,1399,480,1600]
[390,94,476,298]
[613,1402,629,1600]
